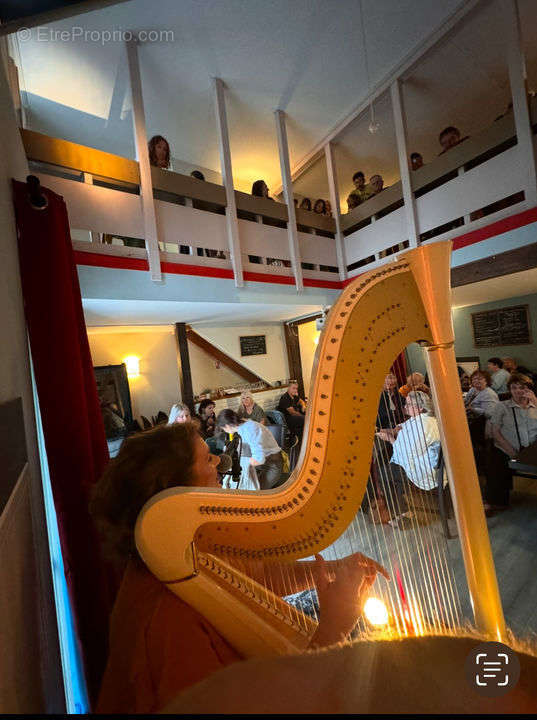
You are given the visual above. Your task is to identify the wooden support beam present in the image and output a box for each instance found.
[125,38,162,282]
[283,323,305,400]
[503,0,537,207]
[451,242,537,287]
[275,109,303,292]
[213,78,244,287]
[186,328,268,386]
[174,323,194,412]
[391,79,419,247]
[324,142,348,281]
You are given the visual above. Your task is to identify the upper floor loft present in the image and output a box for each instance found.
[6,0,537,294]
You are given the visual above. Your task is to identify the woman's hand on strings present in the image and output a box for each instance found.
[309,553,389,648]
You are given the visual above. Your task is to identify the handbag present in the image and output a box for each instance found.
[281,450,290,474]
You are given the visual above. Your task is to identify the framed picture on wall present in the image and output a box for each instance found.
[456,356,480,377]
[94,363,134,439]
[239,335,267,356]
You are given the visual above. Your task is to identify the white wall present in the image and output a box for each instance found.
[88,329,181,420]
[188,341,245,397]
[298,320,320,397]
[193,324,289,384]
[88,324,289,417]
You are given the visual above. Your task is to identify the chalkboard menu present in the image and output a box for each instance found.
[240,335,267,356]
[471,304,531,347]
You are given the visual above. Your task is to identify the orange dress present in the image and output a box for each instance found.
[97,559,242,713]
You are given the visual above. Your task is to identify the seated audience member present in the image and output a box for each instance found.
[438,126,468,155]
[92,423,389,713]
[190,170,205,181]
[399,372,430,398]
[369,174,384,195]
[377,373,405,430]
[148,135,171,169]
[251,179,273,200]
[217,409,283,489]
[313,198,327,215]
[503,356,535,384]
[299,197,312,211]
[410,152,423,170]
[324,199,333,217]
[464,370,500,419]
[195,399,217,439]
[487,357,511,396]
[484,374,537,514]
[376,391,442,527]
[277,381,306,437]
[237,391,267,425]
[347,171,370,210]
[168,402,193,424]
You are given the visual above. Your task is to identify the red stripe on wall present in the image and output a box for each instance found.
[75,205,537,289]
[451,206,537,250]
[74,251,341,288]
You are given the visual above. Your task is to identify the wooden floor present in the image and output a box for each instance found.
[317,476,537,639]
[448,476,537,639]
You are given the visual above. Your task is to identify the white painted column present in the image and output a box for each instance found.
[275,109,303,292]
[390,79,419,247]
[503,0,537,207]
[213,77,244,287]
[125,38,162,282]
[324,142,347,281]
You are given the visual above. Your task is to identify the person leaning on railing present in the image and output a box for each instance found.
[148,135,171,169]
[346,171,371,211]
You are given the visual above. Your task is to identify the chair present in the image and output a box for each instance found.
[265,423,285,448]
[436,448,456,540]
[266,409,295,452]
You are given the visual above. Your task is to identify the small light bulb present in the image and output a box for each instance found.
[314,333,320,345]
[124,356,140,378]
[364,596,389,626]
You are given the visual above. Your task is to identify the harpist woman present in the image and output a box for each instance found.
[91,423,389,713]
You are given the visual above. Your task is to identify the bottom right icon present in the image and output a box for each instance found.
[465,641,521,697]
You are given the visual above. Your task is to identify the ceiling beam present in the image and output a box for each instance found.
[451,242,537,288]
[0,0,131,36]
[273,0,482,195]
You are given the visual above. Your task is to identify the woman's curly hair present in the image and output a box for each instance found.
[90,423,199,567]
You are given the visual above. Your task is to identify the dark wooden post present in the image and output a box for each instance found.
[283,323,305,399]
[174,322,194,411]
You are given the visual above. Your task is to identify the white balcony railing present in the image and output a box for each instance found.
[22,97,537,287]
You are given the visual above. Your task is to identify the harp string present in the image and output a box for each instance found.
[223,352,464,639]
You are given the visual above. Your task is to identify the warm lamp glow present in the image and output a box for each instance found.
[364,597,389,627]
[124,355,140,377]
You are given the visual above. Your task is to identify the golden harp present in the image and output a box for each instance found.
[135,240,506,657]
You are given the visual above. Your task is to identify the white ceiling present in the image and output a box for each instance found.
[82,298,323,326]
[451,268,537,309]
[14,0,468,196]
[289,0,537,210]
[82,267,537,328]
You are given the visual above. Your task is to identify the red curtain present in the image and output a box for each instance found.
[12,179,112,704]
[391,352,408,387]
